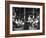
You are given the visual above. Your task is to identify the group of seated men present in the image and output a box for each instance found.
[13,14,40,31]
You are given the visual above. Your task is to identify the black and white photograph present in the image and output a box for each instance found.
[12,7,40,31]
[10,4,43,34]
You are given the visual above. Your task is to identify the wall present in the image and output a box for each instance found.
[6,0,45,3]
[0,0,46,38]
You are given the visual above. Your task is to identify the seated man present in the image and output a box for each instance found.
[34,16,39,29]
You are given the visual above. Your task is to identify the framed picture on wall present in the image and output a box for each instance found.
[5,1,45,37]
